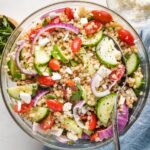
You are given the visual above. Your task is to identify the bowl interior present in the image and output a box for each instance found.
[0,1,149,150]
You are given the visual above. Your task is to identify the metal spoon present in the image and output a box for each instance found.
[106,35,127,150]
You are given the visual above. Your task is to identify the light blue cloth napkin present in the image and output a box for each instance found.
[97,27,150,150]
[43,27,150,150]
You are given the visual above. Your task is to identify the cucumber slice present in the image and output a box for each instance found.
[83,129,93,136]
[7,84,38,100]
[52,45,68,63]
[126,53,139,75]
[34,64,52,76]
[29,107,49,122]
[34,46,50,65]
[133,73,144,89]
[62,118,82,137]
[96,37,119,67]
[82,31,103,46]
[96,93,117,126]
[7,57,25,80]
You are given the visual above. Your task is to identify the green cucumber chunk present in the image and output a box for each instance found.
[96,93,117,126]
[82,31,103,46]
[34,46,50,65]
[126,53,139,75]
[133,73,144,89]
[7,57,25,80]
[7,84,38,100]
[52,45,68,63]
[62,118,82,137]
[34,64,52,76]
[29,107,49,122]
[96,36,119,67]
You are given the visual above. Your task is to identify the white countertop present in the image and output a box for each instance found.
[0,1,106,150]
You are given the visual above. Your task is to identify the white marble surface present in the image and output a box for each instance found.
[0,1,106,150]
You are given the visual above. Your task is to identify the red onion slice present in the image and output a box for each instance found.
[40,8,65,20]
[31,23,79,52]
[73,101,87,129]
[33,89,49,106]
[15,41,37,76]
[91,73,111,97]
[56,136,71,143]
[98,104,128,141]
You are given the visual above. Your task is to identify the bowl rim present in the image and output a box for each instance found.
[0,0,150,149]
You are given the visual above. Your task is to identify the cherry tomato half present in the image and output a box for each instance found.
[84,20,102,35]
[71,37,82,54]
[64,7,74,20]
[109,65,125,81]
[48,16,61,32]
[49,59,60,71]
[66,80,76,87]
[92,10,113,24]
[89,113,97,130]
[13,101,33,113]
[90,132,98,141]
[28,27,41,41]
[118,29,135,46]
[40,114,54,130]
[37,76,55,86]
[46,99,63,112]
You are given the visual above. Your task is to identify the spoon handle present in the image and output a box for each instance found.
[112,95,121,150]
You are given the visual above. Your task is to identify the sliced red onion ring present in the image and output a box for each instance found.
[33,89,49,106]
[56,136,71,143]
[73,101,87,129]
[15,41,37,76]
[31,23,79,52]
[98,104,128,141]
[40,8,65,20]
[91,73,115,97]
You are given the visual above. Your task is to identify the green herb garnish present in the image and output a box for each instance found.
[0,16,15,57]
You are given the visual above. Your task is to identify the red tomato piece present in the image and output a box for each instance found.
[48,16,61,32]
[89,113,97,130]
[84,20,102,35]
[49,59,60,71]
[40,114,54,130]
[37,76,55,86]
[92,10,113,24]
[13,101,33,113]
[71,37,82,54]
[64,7,74,20]
[66,80,76,87]
[109,65,125,81]
[90,132,98,141]
[46,99,63,112]
[28,27,41,41]
[118,29,135,46]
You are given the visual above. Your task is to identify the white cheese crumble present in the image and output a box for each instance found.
[73,8,79,20]
[67,132,78,141]
[17,101,22,112]
[50,128,63,137]
[74,77,81,83]
[49,12,58,19]
[97,66,111,78]
[119,96,126,105]
[65,67,73,74]
[52,72,61,80]
[63,102,72,112]
[80,18,88,25]
[20,92,31,104]
[38,38,49,46]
